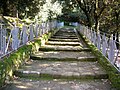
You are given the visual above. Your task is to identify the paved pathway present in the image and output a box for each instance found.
[1,27,116,90]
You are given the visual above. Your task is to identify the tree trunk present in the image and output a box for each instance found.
[83,10,92,27]
[94,16,100,34]
[116,32,119,49]
[115,11,119,49]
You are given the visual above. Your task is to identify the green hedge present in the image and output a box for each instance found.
[78,30,120,89]
[0,45,32,87]
[0,29,55,87]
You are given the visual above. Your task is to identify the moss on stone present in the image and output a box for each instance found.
[0,28,57,87]
[78,30,120,89]
[0,45,32,87]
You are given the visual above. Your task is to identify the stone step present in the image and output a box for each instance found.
[57,30,75,33]
[54,34,77,37]
[52,31,76,35]
[55,32,76,35]
[48,38,79,42]
[55,32,76,36]
[45,41,81,46]
[48,38,87,47]
[51,36,78,39]
[30,51,97,62]
[39,45,91,52]
[2,78,113,90]
[14,60,108,79]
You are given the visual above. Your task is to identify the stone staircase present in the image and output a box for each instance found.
[2,27,115,90]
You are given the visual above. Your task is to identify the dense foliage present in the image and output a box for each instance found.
[0,0,119,33]
[0,0,40,19]
[75,0,120,33]
[35,0,63,22]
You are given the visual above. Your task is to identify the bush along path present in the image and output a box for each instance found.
[2,27,116,90]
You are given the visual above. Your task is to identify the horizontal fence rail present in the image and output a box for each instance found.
[0,20,64,59]
[79,24,120,72]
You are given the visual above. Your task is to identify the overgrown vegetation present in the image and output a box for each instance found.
[0,31,54,87]
[78,30,120,89]
[1,0,119,34]
[0,45,32,87]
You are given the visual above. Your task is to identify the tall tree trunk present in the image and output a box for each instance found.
[94,0,100,33]
[94,17,100,34]
[115,11,119,49]
[116,32,119,49]
[84,11,92,27]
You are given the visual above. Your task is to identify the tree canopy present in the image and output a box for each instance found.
[0,0,40,19]
[0,0,119,34]
[75,0,120,33]
[35,0,63,22]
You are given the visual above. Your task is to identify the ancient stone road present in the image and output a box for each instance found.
[2,27,115,90]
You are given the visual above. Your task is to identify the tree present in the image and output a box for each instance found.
[75,0,107,32]
[0,0,40,19]
[74,0,119,47]
[35,0,63,22]
[57,0,81,23]
[75,0,94,27]
[17,0,40,19]
[100,0,120,48]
